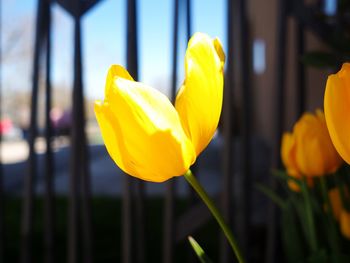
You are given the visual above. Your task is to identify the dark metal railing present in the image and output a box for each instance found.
[265,0,288,262]
[234,0,252,259]
[220,0,235,261]
[69,0,94,261]
[43,1,55,262]
[21,0,49,262]
[0,0,326,262]
[123,0,146,262]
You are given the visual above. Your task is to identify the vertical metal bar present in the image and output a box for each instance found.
[274,0,287,174]
[69,2,94,262]
[122,177,132,263]
[296,22,305,118]
[0,0,4,260]
[68,21,80,263]
[68,3,83,263]
[43,1,55,263]
[125,0,146,262]
[76,7,94,263]
[163,183,175,263]
[21,1,45,262]
[186,0,191,40]
[170,0,179,102]
[75,14,93,263]
[164,1,179,263]
[220,0,235,261]
[238,0,251,257]
[80,128,93,263]
[133,179,145,263]
[265,1,288,263]
[126,0,139,80]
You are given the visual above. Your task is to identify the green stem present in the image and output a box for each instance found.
[320,176,340,256]
[300,177,318,252]
[184,169,245,263]
[334,170,350,211]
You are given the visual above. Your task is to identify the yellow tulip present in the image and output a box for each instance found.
[281,133,299,177]
[340,210,350,239]
[328,188,343,221]
[95,33,225,182]
[281,109,342,178]
[324,63,350,164]
[325,187,350,239]
[281,133,305,191]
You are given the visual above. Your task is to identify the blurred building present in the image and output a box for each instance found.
[245,0,332,143]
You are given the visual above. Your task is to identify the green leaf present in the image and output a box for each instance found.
[281,201,306,263]
[272,169,301,186]
[300,178,318,252]
[255,183,287,209]
[306,249,328,263]
[288,193,311,242]
[319,176,341,256]
[188,236,213,263]
[330,253,350,263]
[334,168,350,211]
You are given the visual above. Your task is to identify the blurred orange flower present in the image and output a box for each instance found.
[328,187,344,221]
[281,109,342,178]
[324,63,350,164]
[340,210,350,239]
[327,187,350,239]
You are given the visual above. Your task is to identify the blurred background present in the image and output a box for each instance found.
[0,0,346,262]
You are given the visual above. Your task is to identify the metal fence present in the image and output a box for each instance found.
[0,0,331,262]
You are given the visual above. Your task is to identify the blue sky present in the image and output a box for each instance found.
[2,0,226,100]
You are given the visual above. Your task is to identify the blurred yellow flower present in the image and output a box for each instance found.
[328,187,344,221]
[340,210,350,239]
[326,187,350,239]
[281,109,342,179]
[94,33,225,182]
[287,179,313,193]
[324,63,350,164]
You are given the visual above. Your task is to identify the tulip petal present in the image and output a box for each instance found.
[324,63,350,164]
[294,113,327,176]
[95,100,131,174]
[175,33,225,155]
[105,65,134,98]
[340,210,350,239]
[328,188,343,221]
[315,110,343,173]
[95,76,196,182]
[281,133,299,176]
[292,111,342,176]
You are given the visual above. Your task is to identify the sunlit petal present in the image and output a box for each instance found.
[175,33,225,155]
[105,65,134,98]
[95,74,196,182]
